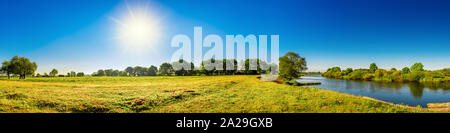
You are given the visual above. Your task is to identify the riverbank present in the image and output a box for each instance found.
[0,76,426,113]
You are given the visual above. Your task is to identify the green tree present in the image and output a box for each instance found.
[134,66,146,76]
[105,69,114,76]
[125,67,134,76]
[374,69,387,78]
[49,68,58,77]
[369,63,378,73]
[173,59,192,76]
[279,52,307,81]
[159,62,173,76]
[1,61,12,79]
[344,68,353,74]
[112,70,120,76]
[70,71,76,77]
[401,67,410,74]
[411,63,424,72]
[10,56,38,79]
[76,72,85,77]
[147,65,158,76]
[224,59,238,75]
[97,69,106,76]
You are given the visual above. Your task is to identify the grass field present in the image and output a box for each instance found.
[0,76,425,113]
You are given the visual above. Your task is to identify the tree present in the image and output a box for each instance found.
[134,66,146,76]
[97,69,106,76]
[411,63,424,72]
[374,69,387,78]
[390,68,397,71]
[112,70,120,76]
[279,52,307,81]
[148,65,158,76]
[159,62,174,76]
[173,59,195,76]
[49,69,58,77]
[119,71,127,76]
[105,69,114,76]
[70,71,76,77]
[224,59,238,75]
[401,67,410,74]
[125,67,134,76]
[1,61,12,79]
[344,68,353,74]
[76,72,85,77]
[369,63,378,73]
[9,56,38,79]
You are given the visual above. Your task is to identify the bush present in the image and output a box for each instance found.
[363,73,374,80]
[407,72,424,81]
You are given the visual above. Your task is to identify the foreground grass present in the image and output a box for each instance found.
[0,76,425,113]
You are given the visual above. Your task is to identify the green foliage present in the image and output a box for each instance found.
[8,56,38,79]
[323,62,449,83]
[411,63,424,72]
[407,72,425,81]
[344,68,353,74]
[401,67,410,74]
[369,63,378,73]
[49,69,58,77]
[76,72,85,77]
[279,52,307,81]
[159,62,174,76]
[125,67,134,76]
[349,69,368,80]
[1,61,12,79]
[147,65,158,76]
[374,69,387,79]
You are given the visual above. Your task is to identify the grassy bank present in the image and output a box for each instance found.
[0,76,425,113]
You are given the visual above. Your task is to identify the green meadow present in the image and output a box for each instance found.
[0,76,426,113]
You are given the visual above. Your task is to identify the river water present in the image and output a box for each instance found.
[297,75,450,107]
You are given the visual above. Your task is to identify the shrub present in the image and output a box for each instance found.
[363,73,374,80]
[407,72,424,81]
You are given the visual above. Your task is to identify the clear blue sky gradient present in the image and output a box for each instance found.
[1,0,450,73]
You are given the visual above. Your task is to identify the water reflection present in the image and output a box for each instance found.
[298,75,450,107]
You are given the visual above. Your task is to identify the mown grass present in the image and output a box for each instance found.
[0,76,426,113]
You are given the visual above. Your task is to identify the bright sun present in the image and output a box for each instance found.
[111,3,161,50]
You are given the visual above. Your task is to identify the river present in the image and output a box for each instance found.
[297,75,450,107]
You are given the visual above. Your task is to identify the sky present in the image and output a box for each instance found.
[1,0,450,74]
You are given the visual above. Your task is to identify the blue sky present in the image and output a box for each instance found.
[1,0,450,74]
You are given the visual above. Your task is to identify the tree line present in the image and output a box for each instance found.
[90,59,278,77]
[322,62,450,82]
[1,52,308,81]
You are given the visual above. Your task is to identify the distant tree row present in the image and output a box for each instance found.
[322,63,450,82]
[1,51,308,80]
[35,69,85,77]
[91,59,278,77]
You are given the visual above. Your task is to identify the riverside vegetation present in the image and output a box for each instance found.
[322,63,450,83]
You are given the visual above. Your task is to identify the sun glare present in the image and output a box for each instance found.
[111,2,161,51]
